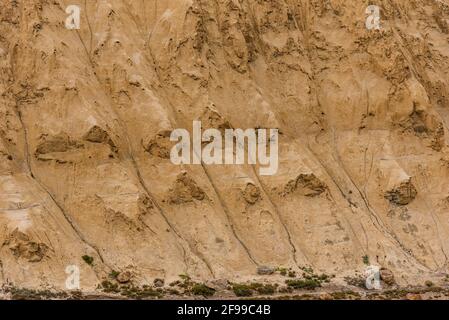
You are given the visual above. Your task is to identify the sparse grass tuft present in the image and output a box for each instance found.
[191,283,216,297]
[285,279,321,290]
[344,276,366,288]
[362,255,370,265]
[109,270,120,279]
[232,284,253,297]
[254,284,276,295]
[178,274,191,281]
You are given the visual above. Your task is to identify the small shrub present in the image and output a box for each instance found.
[300,266,314,274]
[242,282,276,295]
[109,270,119,279]
[331,291,348,300]
[318,273,330,282]
[278,268,287,276]
[285,279,321,290]
[169,280,181,287]
[191,283,216,297]
[177,274,193,288]
[362,255,370,265]
[255,284,276,295]
[136,288,162,299]
[7,287,68,300]
[179,274,191,281]
[278,286,293,294]
[120,286,162,299]
[82,255,94,266]
[344,276,366,289]
[232,284,253,297]
[101,280,120,293]
[425,280,434,288]
[167,288,180,295]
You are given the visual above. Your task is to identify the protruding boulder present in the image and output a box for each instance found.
[242,183,261,205]
[116,271,132,284]
[406,293,422,300]
[143,131,172,159]
[206,279,229,291]
[200,104,232,134]
[35,133,81,156]
[257,265,276,275]
[137,194,154,214]
[3,228,49,262]
[385,177,417,206]
[83,125,118,153]
[153,278,165,287]
[283,173,327,197]
[380,268,395,286]
[319,293,334,300]
[168,172,206,204]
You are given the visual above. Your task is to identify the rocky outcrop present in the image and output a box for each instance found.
[3,229,49,263]
[385,178,418,206]
[380,268,396,286]
[168,172,207,204]
[283,173,327,197]
[200,105,232,134]
[35,133,82,157]
[257,266,276,275]
[242,183,261,205]
[116,271,132,284]
[143,131,172,159]
[83,126,118,154]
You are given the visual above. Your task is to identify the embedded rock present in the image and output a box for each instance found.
[385,178,418,206]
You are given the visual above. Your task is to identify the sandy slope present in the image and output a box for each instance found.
[1,0,449,292]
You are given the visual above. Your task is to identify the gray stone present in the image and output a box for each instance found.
[153,278,165,287]
[257,266,276,275]
[380,268,395,286]
[116,271,132,284]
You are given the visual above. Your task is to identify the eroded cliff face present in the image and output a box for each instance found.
[1,0,449,291]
